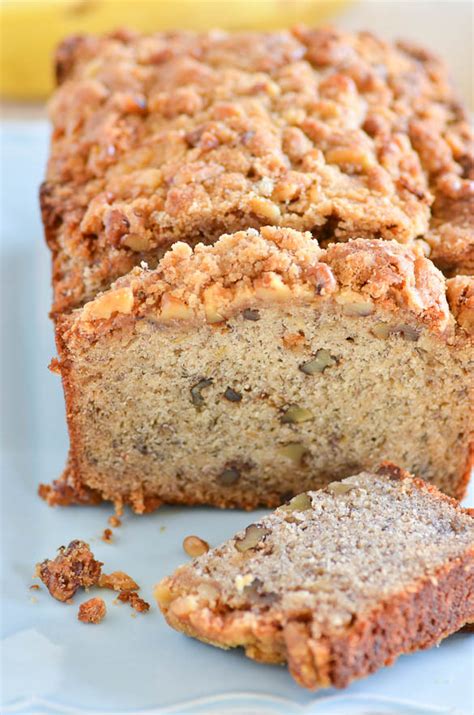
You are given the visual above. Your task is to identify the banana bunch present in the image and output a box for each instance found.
[1,0,349,99]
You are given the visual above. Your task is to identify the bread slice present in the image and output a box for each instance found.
[44,228,473,512]
[155,465,474,690]
[40,27,472,313]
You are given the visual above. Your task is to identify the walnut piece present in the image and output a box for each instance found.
[36,540,102,602]
[217,466,241,486]
[391,324,420,341]
[235,525,271,553]
[122,233,152,251]
[371,322,391,339]
[81,287,134,322]
[98,571,139,592]
[280,493,313,512]
[281,404,314,424]
[299,349,337,375]
[327,481,356,495]
[223,387,242,402]
[277,442,308,465]
[335,290,374,316]
[372,322,420,341]
[326,146,375,172]
[160,293,194,321]
[249,195,281,221]
[235,573,254,592]
[190,378,213,408]
[254,272,292,302]
[242,308,261,321]
[183,535,210,558]
[78,597,106,624]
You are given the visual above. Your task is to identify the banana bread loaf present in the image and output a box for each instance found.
[155,465,474,690]
[41,27,473,314]
[44,228,473,512]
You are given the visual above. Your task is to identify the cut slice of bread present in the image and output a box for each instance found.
[45,228,473,512]
[155,465,474,690]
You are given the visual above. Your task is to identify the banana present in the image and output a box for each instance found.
[0,0,349,99]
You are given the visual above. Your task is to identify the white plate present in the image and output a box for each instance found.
[1,122,473,715]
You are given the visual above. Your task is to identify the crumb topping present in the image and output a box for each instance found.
[78,597,106,624]
[101,528,113,543]
[42,27,472,312]
[65,228,452,339]
[36,540,103,602]
[118,590,150,612]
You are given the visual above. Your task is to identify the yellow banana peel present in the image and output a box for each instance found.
[0,0,350,99]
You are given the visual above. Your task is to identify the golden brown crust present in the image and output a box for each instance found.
[60,229,453,342]
[303,556,474,689]
[42,28,472,313]
[157,558,474,689]
[156,475,474,690]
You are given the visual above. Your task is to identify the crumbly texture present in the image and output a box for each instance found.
[78,597,106,624]
[101,528,113,543]
[98,571,139,591]
[117,590,150,613]
[36,540,103,602]
[41,27,473,313]
[38,468,102,507]
[155,466,474,690]
[49,229,473,511]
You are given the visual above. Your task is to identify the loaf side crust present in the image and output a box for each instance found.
[159,556,473,689]
[42,27,472,312]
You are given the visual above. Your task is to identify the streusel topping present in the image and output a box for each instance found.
[42,28,472,312]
